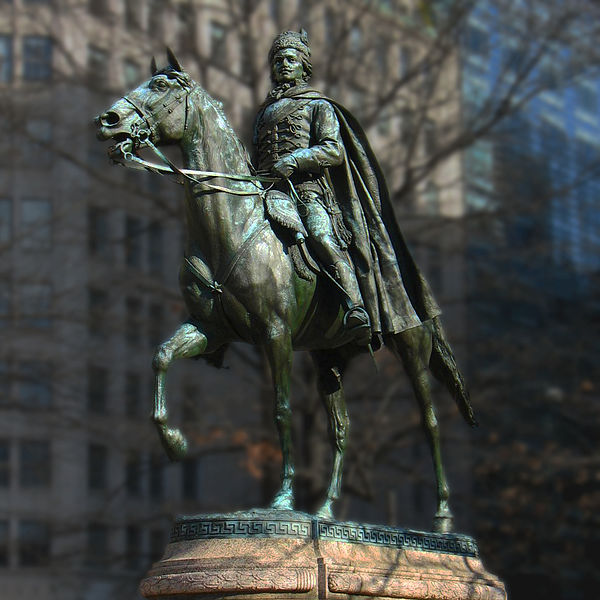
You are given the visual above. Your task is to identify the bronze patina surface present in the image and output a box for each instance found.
[95,38,476,534]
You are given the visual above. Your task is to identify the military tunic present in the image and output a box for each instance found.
[254,95,354,267]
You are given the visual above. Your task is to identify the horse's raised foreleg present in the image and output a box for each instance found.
[391,326,453,533]
[152,321,208,462]
[312,350,349,520]
[264,332,295,510]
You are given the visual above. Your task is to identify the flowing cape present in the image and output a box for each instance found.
[262,86,441,335]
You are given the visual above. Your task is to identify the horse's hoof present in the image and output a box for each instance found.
[158,425,188,462]
[270,488,294,511]
[433,513,454,533]
[315,500,335,520]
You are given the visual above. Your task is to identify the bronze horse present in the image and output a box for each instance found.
[96,52,475,532]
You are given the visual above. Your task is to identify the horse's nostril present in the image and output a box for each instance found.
[101,111,121,126]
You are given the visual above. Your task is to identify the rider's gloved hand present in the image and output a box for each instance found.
[272,155,298,179]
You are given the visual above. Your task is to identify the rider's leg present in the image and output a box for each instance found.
[300,193,370,341]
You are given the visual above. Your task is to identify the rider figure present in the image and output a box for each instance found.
[253,30,371,344]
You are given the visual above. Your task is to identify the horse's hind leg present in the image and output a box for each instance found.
[152,321,207,461]
[264,331,295,510]
[390,326,453,533]
[311,350,350,520]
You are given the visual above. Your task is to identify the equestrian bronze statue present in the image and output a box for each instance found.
[95,37,476,533]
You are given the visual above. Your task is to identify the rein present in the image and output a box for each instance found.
[114,137,276,196]
[116,83,277,196]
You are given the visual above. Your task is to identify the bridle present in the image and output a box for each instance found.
[112,81,277,196]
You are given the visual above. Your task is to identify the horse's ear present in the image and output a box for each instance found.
[150,56,158,76]
[166,47,182,72]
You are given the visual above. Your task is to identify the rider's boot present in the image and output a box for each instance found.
[332,261,371,345]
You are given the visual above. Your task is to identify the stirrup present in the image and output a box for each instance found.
[343,306,371,345]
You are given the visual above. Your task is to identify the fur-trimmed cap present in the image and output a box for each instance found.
[268,29,311,64]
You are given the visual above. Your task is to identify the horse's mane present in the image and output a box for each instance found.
[158,67,252,169]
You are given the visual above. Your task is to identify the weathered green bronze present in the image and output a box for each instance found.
[95,38,476,533]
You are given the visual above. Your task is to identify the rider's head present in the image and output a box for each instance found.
[269,30,312,85]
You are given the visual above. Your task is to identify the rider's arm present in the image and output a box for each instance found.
[288,100,344,172]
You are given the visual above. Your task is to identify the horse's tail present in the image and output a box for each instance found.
[429,316,478,427]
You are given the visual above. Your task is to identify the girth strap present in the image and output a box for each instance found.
[184,220,270,295]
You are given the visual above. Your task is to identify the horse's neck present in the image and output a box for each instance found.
[180,99,263,270]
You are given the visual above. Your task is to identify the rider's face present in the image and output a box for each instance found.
[271,49,304,85]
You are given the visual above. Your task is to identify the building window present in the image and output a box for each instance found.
[399,46,411,79]
[18,520,50,566]
[88,45,109,88]
[125,371,140,417]
[466,140,494,192]
[86,523,108,567]
[23,36,52,81]
[377,110,391,136]
[148,221,163,273]
[149,529,165,563]
[88,206,111,259]
[19,283,52,327]
[575,79,597,114]
[177,3,195,51]
[89,0,110,17]
[149,454,164,500]
[148,303,163,347]
[125,453,141,497]
[21,197,51,249]
[210,22,227,67]
[400,109,415,145]
[23,118,52,168]
[0,196,12,243]
[125,296,142,346]
[425,244,442,292]
[0,34,13,82]
[464,24,489,57]
[0,441,10,488]
[421,65,435,96]
[123,59,140,88]
[147,0,164,38]
[375,37,388,74]
[0,286,9,327]
[125,215,144,268]
[0,520,8,566]
[88,365,108,413]
[297,0,310,29]
[323,8,336,50]
[349,88,365,119]
[125,525,141,570]
[16,361,52,407]
[124,0,140,30]
[349,25,361,56]
[270,0,281,24]
[88,443,108,490]
[19,440,51,487]
[182,457,199,500]
[422,181,439,216]
[239,34,253,84]
[88,287,108,338]
[423,119,437,157]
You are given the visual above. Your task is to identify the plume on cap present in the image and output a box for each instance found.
[268,29,311,64]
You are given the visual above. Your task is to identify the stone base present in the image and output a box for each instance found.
[140,510,506,600]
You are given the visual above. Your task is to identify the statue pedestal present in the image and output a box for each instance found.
[140,510,506,600]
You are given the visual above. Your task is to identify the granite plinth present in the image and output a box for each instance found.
[140,510,506,600]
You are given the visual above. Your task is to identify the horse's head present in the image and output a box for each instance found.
[95,49,195,159]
